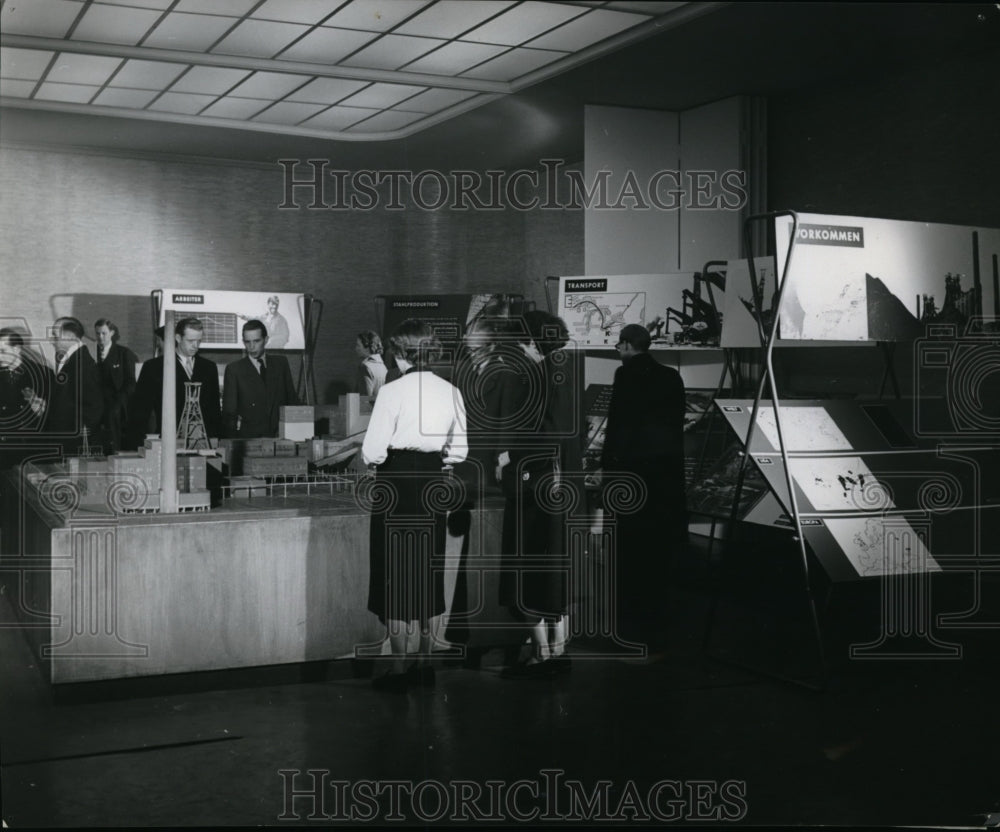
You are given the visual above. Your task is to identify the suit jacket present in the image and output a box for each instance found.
[126,354,221,450]
[96,342,137,410]
[222,354,298,438]
[601,352,685,471]
[46,346,106,451]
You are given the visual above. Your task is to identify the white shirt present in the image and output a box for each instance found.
[362,371,468,466]
[178,355,195,378]
[56,341,81,374]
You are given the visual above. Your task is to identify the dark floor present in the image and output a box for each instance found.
[2,538,999,829]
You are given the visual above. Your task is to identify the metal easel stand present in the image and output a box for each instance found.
[296,294,322,405]
[702,210,829,691]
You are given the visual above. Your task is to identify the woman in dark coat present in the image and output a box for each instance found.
[496,310,583,677]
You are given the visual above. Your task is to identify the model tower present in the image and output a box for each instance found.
[177,381,210,450]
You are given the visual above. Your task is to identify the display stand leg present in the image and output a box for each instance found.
[703,211,828,691]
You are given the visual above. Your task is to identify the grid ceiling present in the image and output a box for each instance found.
[0,0,694,140]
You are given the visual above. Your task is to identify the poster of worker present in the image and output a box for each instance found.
[158,289,306,350]
[557,273,725,349]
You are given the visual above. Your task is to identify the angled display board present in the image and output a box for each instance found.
[712,398,1000,580]
[158,289,306,350]
[773,213,1000,340]
[556,273,724,349]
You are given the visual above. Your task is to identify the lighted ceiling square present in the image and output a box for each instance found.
[93,87,160,108]
[170,66,251,95]
[34,82,99,104]
[461,47,565,81]
[0,79,37,98]
[142,13,240,52]
[201,96,272,119]
[339,82,425,109]
[148,91,217,114]
[393,87,477,113]
[251,0,347,26]
[0,0,84,39]
[321,0,432,33]
[229,71,312,99]
[285,76,369,104]
[340,35,446,71]
[301,105,378,130]
[251,101,328,125]
[527,8,650,51]
[175,0,257,14]
[347,109,425,132]
[607,1,687,13]
[109,59,188,90]
[462,1,588,46]
[395,1,516,40]
[101,0,174,9]
[71,4,163,47]
[402,41,507,76]
[212,20,311,59]
[275,26,379,64]
[47,53,122,86]
[0,48,55,81]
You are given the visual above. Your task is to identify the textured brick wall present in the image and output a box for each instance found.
[0,148,583,402]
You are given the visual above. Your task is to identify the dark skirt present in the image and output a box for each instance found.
[367,449,447,624]
[498,466,569,621]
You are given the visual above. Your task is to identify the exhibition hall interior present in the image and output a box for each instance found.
[1,1,1000,827]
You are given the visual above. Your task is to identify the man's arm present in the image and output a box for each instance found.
[279,357,299,406]
[222,362,239,438]
[202,359,223,439]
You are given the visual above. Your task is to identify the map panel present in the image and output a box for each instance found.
[789,456,893,513]
[824,516,942,577]
[755,406,852,452]
[557,273,722,349]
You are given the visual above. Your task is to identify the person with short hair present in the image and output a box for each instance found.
[354,330,387,403]
[94,318,137,452]
[361,319,468,693]
[0,327,52,434]
[601,322,687,645]
[222,319,299,438]
[46,316,106,454]
[126,317,221,449]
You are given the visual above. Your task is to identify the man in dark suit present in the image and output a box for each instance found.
[94,318,137,452]
[601,323,687,645]
[223,319,299,438]
[45,316,106,456]
[125,317,221,450]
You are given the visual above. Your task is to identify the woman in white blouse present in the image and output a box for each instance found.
[361,319,468,692]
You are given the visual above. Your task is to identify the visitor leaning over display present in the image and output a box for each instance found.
[354,330,388,404]
[361,318,468,693]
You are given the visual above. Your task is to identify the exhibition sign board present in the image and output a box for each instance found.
[158,289,306,350]
[556,273,724,349]
[711,398,1000,580]
[773,213,1000,341]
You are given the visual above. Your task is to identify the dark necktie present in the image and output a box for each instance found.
[259,361,266,382]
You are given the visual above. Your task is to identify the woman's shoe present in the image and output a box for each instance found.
[371,671,409,694]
